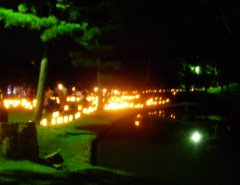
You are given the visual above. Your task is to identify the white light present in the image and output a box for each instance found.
[192,132,201,142]
[195,66,200,74]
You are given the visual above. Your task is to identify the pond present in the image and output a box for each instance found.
[91,105,240,185]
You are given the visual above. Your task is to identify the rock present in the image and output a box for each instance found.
[0,122,39,160]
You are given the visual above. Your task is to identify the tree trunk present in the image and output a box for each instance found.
[185,66,190,93]
[221,77,224,93]
[226,76,229,91]
[97,57,103,111]
[33,44,51,125]
[215,65,219,87]
[219,6,231,36]
[95,39,103,111]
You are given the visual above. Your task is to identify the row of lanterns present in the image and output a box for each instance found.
[40,111,81,126]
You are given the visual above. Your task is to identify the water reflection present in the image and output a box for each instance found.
[92,106,240,184]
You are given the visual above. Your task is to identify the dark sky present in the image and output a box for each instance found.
[0,1,239,90]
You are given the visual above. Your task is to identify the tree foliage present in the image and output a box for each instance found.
[0,0,101,123]
[69,0,122,76]
[0,1,100,43]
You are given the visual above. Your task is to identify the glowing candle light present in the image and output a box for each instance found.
[41,119,47,126]
[75,112,81,119]
[57,117,63,124]
[53,111,59,118]
[130,103,134,108]
[135,121,140,126]
[52,119,56,125]
[64,116,68,122]
[22,99,27,106]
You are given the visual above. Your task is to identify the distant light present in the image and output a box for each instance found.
[58,84,63,89]
[195,66,200,74]
[64,116,68,122]
[41,119,47,126]
[57,117,63,124]
[135,121,139,126]
[192,132,201,142]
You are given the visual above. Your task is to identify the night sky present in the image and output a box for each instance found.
[0,0,239,91]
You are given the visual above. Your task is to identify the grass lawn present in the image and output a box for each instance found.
[1,109,158,185]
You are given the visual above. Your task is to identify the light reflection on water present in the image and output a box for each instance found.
[132,107,240,136]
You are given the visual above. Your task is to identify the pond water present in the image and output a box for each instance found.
[92,106,240,185]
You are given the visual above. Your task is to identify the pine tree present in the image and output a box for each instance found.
[69,1,122,111]
[0,0,100,124]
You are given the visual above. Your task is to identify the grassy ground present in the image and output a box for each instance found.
[1,109,160,185]
[1,83,240,184]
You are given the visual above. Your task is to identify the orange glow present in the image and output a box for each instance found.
[52,118,56,125]
[135,121,140,126]
[64,116,68,122]
[78,105,82,110]
[41,119,47,126]
[75,112,81,119]
[57,117,63,124]
[53,111,59,118]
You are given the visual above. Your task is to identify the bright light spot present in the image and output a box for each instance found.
[57,117,63,124]
[64,116,68,122]
[78,105,82,110]
[75,112,81,119]
[135,121,140,126]
[41,119,47,126]
[94,87,98,91]
[192,132,201,142]
[52,119,56,125]
[58,84,63,89]
[195,66,200,74]
[53,111,59,118]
